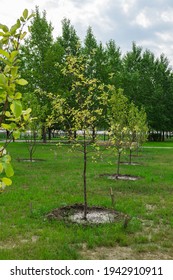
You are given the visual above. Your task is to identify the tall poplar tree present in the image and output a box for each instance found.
[121,42,173,136]
[20,6,64,141]
[57,18,80,56]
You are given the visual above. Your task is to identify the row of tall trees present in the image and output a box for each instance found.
[19,7,173,141]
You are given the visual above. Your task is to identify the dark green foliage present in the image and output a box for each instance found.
[19,7,173,137]
[121,43,173,133]
[57,18,80,55]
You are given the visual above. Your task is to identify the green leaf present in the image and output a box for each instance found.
[2,32,11,37]
[0,162,3,173]
[9,50,18,62]
[20,31,27,40]
[5,163,14,177]
[23,108,32,121]
[3,155,11,164]
[16,78,28,86]
[0,56,11,66]
[13,130,20,139]
[14,92,22,100]
[11,66,18,77]
[23,9,28,19]
[10,23,20,35]
[0,74,7,85]
[16,19,21,29]
[2,177,12,186]
[24,108,32,114]
[28,13,35,20]
[0,49,10,59]
[1,37,9,44]
[1,123,11,130]
[4,65,11,73]
[0,24,9,32]
[1,123,16,130]
[20,16,25,22]
[10,100,22,118]
[5,111,11,117]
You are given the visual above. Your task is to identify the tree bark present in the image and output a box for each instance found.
[83,130,87,220]
[29,145,33,162]
[48,127,51,140]
[42,125,47,143]
[92,127,96,142]
[117,150,121,178]
[74,130,77,139]
[129,148,132,164]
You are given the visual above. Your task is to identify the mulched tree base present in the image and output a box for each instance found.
[46,203,128,225]
[17,158,45,162]
[100,174,142,181]
[120,162,141,166]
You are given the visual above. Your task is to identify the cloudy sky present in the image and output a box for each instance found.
[1,0,173,65]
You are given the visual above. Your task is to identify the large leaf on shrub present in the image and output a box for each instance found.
[5,163,14,177]
[10,100,22,118]
[16,78,28,86]
[2,177,12,186]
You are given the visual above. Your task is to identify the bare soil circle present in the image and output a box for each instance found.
[100,173,142,181]
[46,203,126,225]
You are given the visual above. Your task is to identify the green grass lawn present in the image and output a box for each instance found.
[0,141,173,259]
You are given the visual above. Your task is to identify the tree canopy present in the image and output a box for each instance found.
[18,6,173,140]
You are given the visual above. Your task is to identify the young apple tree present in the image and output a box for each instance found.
[50,53,109,220]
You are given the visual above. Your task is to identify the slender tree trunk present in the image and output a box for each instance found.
[117,150,121,178]
[129,148,132,164]
[33,130,37,141]
[92,127,96,142]
[83,130,87,220]
[48,128,51,140]
[29,145,33,162]
[42,125,47,143]
[6,130,10,139]
[67,129,72,142]
[74,130,77,139]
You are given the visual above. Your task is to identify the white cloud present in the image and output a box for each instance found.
[121,0,137,15]
[0,0,34,27]
[156,32,173,42]
[43,0,114,40]
[72,0,113,30]
[161,10,173,23]
[134,11,151,28]
[1,0,173,64]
